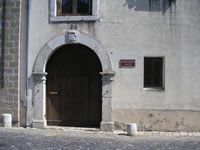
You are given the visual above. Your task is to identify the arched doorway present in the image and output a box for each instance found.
[46,44,102,127]
[32,31,115,131]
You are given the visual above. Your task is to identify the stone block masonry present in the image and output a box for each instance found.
[0,0,21,127]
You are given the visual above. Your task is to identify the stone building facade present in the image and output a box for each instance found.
[0,0,21,126]
[1,0,200,132]
[27,0,200,131]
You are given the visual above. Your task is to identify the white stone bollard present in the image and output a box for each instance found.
[127,123,137,136]
[2,114,12,128]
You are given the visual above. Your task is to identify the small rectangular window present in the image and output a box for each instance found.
[144,57,164,89]
[57,0,92,16]
[51,0,97,21]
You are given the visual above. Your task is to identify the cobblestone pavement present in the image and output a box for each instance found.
[0,128,200,150]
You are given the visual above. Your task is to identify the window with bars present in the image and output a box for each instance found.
[57,0,92,16]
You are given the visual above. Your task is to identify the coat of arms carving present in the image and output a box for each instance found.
[67,30,80,42]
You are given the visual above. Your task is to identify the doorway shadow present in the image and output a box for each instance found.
[123,0,176,14]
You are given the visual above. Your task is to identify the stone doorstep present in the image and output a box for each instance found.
[45,126,100,134]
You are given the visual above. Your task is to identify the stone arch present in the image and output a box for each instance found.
[32,31,115,131]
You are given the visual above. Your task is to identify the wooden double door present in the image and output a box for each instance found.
[46,44,102,127]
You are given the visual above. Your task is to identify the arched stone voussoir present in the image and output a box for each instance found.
[33,44,53,73]
[33,31,113,73]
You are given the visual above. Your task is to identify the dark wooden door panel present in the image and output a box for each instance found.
[46,44,102,127]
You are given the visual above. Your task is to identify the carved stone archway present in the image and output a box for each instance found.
[32,31,115,131]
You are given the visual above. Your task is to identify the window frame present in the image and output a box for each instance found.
[143,57,165,91]
[50,0,98,22]
[57,0,92,16]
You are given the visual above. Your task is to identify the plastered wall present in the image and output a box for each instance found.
[27,0,200,131]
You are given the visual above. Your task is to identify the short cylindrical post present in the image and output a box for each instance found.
[2,114,12,128]
[127,123,137,136]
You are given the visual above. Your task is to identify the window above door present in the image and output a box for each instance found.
[57,0,92,16]
[50,0,98,22]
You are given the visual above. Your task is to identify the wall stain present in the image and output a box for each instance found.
[149,113,154,117]
[175,118,185,128]
[123,0,176,14]
[175,121,179,128]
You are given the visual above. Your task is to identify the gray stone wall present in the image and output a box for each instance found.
[0,0,21,126]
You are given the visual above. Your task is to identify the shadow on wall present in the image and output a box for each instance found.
[124,0,176,14]
[0,0,6,88]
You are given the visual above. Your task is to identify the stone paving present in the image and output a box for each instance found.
[0,127,200,150]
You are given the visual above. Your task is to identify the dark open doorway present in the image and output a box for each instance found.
[46,44,102,128]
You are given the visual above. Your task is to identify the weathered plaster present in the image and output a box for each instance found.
[113,109,200,132]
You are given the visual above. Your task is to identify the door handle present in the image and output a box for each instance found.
[49,91,58,95]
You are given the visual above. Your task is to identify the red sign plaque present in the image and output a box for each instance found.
[119,60,135,67]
